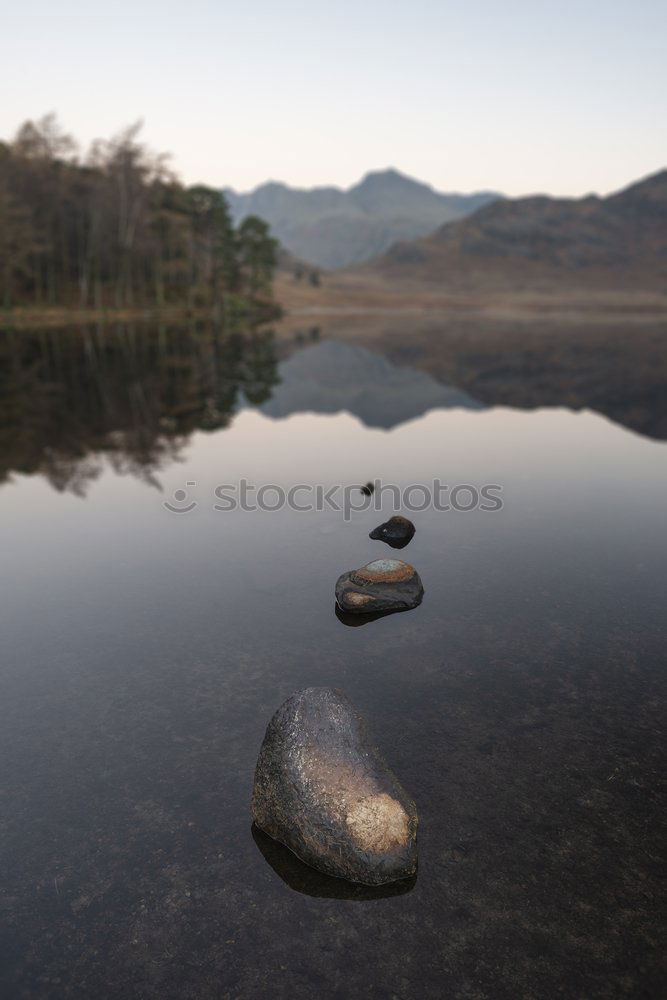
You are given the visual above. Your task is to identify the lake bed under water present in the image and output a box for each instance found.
[0,324,664,998]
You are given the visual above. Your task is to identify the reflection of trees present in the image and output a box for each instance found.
[0,322,279,495]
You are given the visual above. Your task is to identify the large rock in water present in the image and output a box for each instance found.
[252,687,418,885]
[335,558,424,614]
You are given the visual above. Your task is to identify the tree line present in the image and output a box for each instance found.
[0,114,278,312]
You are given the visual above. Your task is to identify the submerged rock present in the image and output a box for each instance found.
[252,687,418,885]
[335,558,424,614]
[369,515,416,549]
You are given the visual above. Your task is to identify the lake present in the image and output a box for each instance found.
[0,322,665,998]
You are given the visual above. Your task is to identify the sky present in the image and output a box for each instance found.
[1,0,666,197]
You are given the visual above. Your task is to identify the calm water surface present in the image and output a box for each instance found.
[0,325,665,999]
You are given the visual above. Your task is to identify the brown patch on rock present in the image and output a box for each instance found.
[344,592,374,608]
[346,794,410,853]
[352,559,416,584]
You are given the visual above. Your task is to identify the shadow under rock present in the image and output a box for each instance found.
[252,825,417,900]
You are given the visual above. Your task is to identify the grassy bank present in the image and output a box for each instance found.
[1,300,283,329]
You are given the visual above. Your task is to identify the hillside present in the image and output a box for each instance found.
[224,169,499,270]
[366,169,667,289]
[274,168,667,443]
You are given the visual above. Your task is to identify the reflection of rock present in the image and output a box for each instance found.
[252,825,416,900]
[334,604,401,628]
[335,559,424,614]
[252,687,418,885]
[260,340,482,429]
[369,515,415,549]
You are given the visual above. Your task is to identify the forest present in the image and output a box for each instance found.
[0,114,278,313]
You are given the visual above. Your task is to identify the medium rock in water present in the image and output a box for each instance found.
[252,687,418,885]
[335,558,424,614]
[369,515,416,549]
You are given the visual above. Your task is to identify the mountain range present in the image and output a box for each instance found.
[224,169,499,270]
[365,169,667,288]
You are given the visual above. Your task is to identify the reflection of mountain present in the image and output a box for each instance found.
[364,323,667,441]
[1,318,664,497]
[260,340,483,428]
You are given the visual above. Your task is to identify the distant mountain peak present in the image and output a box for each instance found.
[355,167,422,184]
[224,171,502,270]
[351,168,438,196]
[607,167,667,207]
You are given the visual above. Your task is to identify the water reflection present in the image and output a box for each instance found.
[0,325,664,997]
[334,604,415,627]
[1,320,666,500]
[281,320,667,441]
[261,339,482,427]
[0,323,278,495]
[252,825,417,900]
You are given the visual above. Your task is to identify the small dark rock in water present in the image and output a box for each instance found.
[335,558,424,614]
[369,515,416,549]
[360,481,375,496]
[252,687,418,885]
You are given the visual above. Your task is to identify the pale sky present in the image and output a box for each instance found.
[1,0,665,197]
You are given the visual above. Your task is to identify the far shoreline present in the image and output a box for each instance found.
[3,278,667,330]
